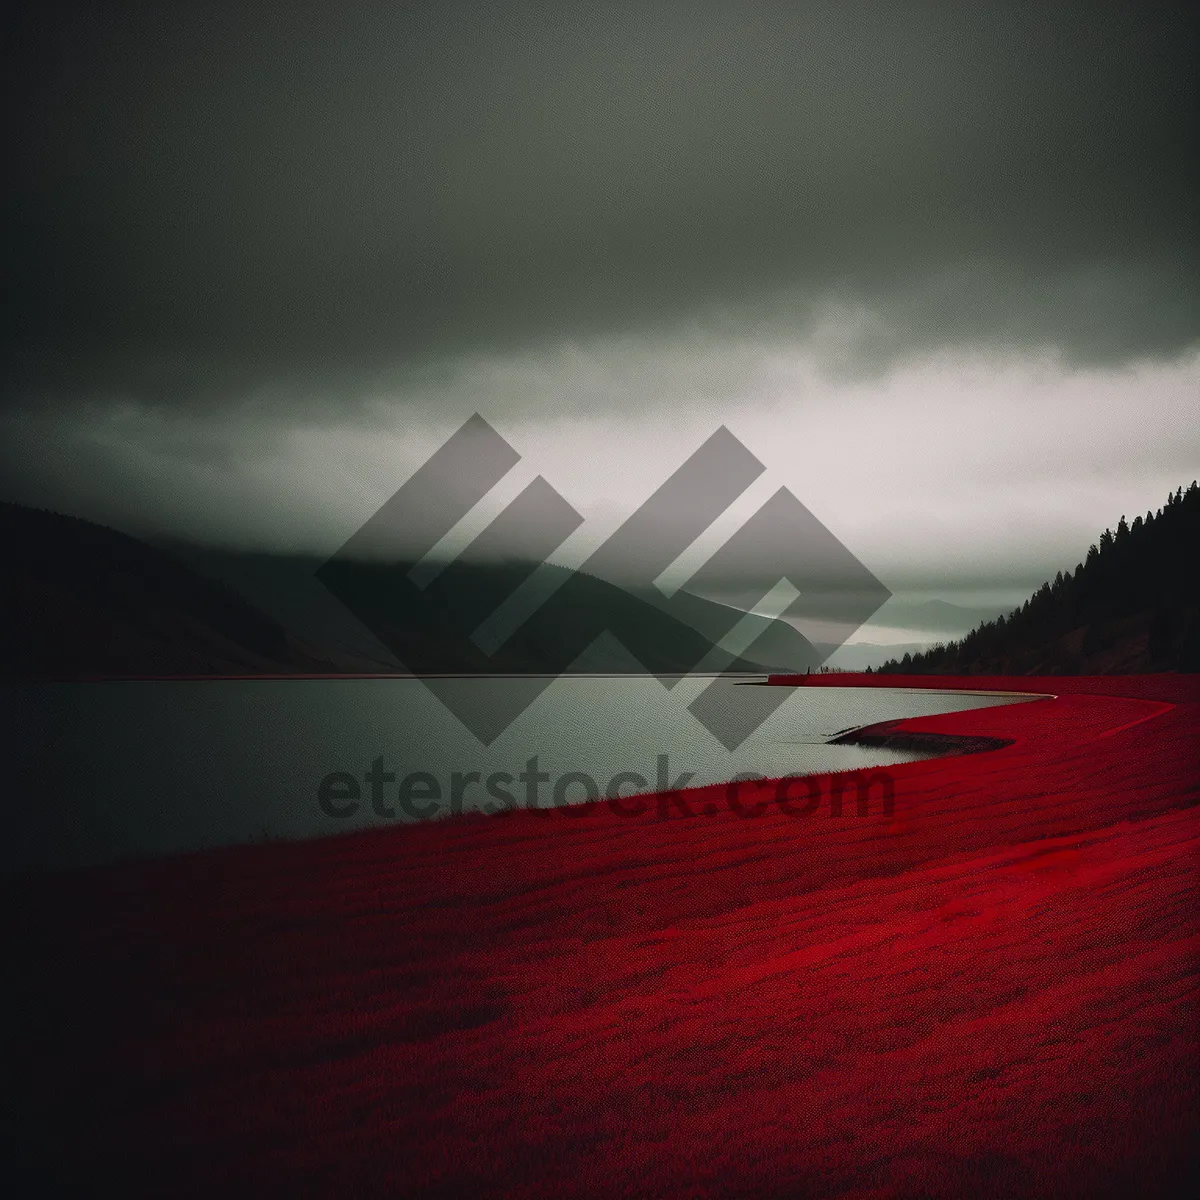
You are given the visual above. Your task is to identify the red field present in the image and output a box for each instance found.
[8,675,1200,1197]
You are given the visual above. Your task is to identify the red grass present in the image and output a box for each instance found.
[7,675,1200,1197]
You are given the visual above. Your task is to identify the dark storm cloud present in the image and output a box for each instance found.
[4,0,1198,413]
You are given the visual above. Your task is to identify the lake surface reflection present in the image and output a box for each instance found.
[2,677,1031,872]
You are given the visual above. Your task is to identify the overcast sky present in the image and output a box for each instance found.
[3,1,1197,625]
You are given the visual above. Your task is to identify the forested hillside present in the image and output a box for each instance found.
[878,482,1200,675]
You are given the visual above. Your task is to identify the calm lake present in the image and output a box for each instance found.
[1,677,1031,872]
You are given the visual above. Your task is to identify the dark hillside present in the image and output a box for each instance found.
[878,481,1200,675]
[1,503,809,679]
[0,503,337,677]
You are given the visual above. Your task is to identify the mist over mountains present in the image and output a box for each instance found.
[1,502,817,680]
[6,482,1197,682]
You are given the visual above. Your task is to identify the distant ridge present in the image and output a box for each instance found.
[0,502,809,679]
[877,482,1200,675]
[0,502,339,678]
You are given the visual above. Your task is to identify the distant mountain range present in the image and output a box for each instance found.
[827,641,955,673]
[824,599,1017,671]
[876,482,1200,675]
[11,486,1193,682]
[868,598,1018,635]
[0,502,820,679]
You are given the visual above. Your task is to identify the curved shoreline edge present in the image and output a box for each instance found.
[765,674,1049,760]
[829,726,1015,756]
[764,670,1196,766]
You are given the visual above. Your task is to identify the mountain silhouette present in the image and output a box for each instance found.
[0,502,334,677]
[1,502,816,679]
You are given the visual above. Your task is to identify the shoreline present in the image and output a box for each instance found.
[0,678,1027,876]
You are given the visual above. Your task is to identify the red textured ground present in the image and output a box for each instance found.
[7,676,1200,1197]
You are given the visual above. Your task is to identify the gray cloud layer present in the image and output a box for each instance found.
[6,1,1197,411]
